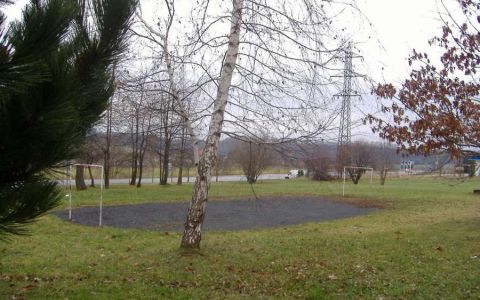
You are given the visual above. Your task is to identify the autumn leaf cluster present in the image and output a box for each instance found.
[368,0,480,158]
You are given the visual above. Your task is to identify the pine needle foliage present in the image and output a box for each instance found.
[0,0,137,237]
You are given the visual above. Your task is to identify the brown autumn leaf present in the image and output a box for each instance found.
[369,3,480,159]
[226,265,235,272]
[23,284,36,291]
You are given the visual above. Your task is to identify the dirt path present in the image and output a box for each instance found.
[54,196,376,232]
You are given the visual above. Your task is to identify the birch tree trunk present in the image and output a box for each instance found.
[180,0,244,249]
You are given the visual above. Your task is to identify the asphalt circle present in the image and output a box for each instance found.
[54,196,376,232]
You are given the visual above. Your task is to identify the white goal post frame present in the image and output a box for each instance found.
[342,166,374,197]
[67,163,104,227]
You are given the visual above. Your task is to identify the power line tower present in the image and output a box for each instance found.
[334,42,363,173]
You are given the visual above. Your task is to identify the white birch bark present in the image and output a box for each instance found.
[180,0,244,248]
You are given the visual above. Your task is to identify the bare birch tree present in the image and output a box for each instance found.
[133,0,360,248]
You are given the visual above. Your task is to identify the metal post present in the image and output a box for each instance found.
[68,165,72,220]
[99,165,104,227]
[343,166,346,197]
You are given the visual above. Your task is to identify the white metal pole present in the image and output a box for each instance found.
[99,165,104,227]
[370,168,373,184]
[68,164,72,220]
[343,166,346,197]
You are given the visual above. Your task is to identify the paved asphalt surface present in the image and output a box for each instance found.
[55,196,376,232]
[58,174,288,186]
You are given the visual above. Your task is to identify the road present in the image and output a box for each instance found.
[109,173,287,185]
[59,173,288,186]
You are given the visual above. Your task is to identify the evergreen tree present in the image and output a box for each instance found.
[0,0,137,237]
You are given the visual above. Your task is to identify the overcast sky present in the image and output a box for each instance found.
[357,0,440,83]
[4,0,442,83]
[3,0,445,141]
[351,0,441,139]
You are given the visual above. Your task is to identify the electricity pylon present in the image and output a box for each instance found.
[334,42,363,172]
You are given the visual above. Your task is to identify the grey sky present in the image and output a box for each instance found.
[4,0,442,84]
[3,0,446,141]
[357,0,440,83]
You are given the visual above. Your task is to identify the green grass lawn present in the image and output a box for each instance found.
[1,176,480,299]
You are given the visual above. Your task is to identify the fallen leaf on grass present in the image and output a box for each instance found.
[184,266,195,273]
[22,284,36,291]
[328,275,338,280]
[226,265,235,272]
